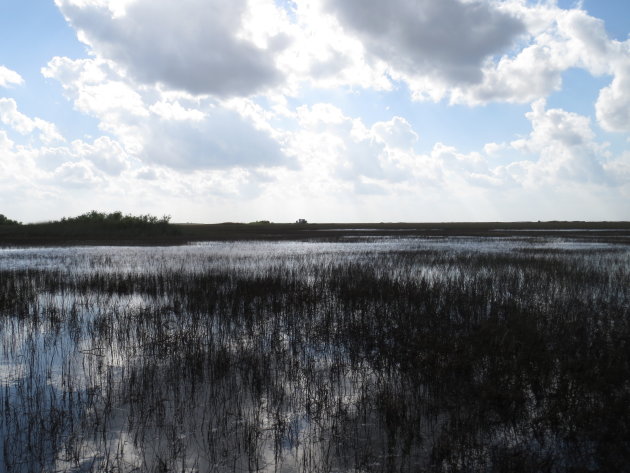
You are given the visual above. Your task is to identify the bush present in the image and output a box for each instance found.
[59,211,171,226]
[0,214,21,225]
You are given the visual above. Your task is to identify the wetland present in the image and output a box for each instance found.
[0,233,629,472]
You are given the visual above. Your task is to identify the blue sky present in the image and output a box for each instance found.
[0,0,629,223]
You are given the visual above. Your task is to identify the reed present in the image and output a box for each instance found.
[0,238,628,472]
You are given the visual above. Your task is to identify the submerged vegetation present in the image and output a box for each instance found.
[0,237,628,472]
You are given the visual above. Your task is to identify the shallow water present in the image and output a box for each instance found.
[0,235,623,272]
[0,236,628,472]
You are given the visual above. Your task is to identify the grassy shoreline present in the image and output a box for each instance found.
[1,221,630,246]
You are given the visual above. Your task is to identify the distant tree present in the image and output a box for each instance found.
[59,211,171,226]
[0,214,21,225]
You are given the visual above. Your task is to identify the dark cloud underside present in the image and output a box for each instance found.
[59,0,283,96]
[324,0,525,83]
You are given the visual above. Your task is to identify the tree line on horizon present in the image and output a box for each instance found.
[0,214,21,225]
[59,210,171,226]
[0,211,171,226]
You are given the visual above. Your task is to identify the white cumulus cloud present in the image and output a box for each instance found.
[0,65,24,88]
[0,98,64,143]
[596,60,630,133]
[43,56,290,171]
[505,100,611,186]
[55,0,288,97]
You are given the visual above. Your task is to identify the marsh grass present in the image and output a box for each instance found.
[0,238,628,472]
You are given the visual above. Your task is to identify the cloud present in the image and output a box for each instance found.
[0,130,13,150]
[149,101,205,121]
[1,94,627,222]
[0,98,64,143]
[134,167,159,181]
[0,119,278,222]
[8,134,132,186]
[372,116,418,150]
[139,106,289,171]
[596,60,630,133]
[43,56,289,171]
[51,0,630,116]
[322,0,525,85]
[290,105,441,190]
[51,160,103,188]
[604,152,630,186]
[55,0,287,97]
[445,5,630,110]
[272,0,393,93]
[43,56,149,120]
[305,1,630,112]
[0,65,24,88]
[445,5,612,104]
[288,98,628,205]
[72,137,131,175]
[431,142,487,176]
[505,100,611,186]
[10,0,630,224]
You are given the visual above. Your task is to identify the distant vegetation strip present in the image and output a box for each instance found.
[58,210,171,226]
[0,211,178,245]
[0,211,629,246]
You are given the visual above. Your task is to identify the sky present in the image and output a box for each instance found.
[0,0,629,223]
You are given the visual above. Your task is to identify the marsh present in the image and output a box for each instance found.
[0,235,628,472]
